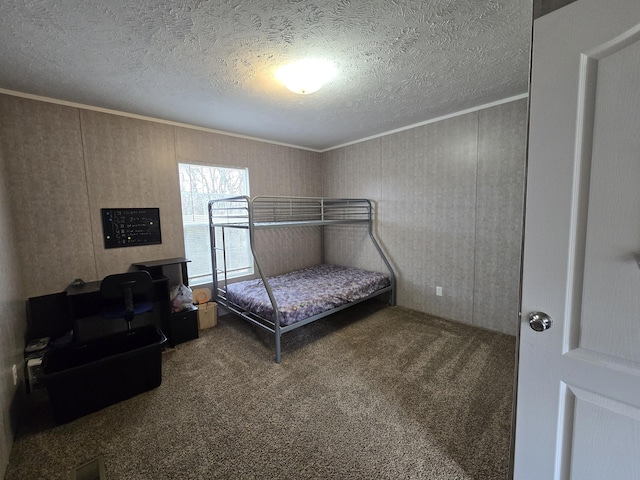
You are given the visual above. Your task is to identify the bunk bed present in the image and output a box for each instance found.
[208,196,396,363]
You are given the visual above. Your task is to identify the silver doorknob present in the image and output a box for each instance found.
[529,312,552,332]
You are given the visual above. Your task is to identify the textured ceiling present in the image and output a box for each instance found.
[0,0,532,151]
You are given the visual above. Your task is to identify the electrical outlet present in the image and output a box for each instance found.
[436,286,443,297]
[12,364,18,386]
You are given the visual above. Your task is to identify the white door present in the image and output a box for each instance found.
[514,0,640,478]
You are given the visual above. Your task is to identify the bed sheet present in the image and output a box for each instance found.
[225,264,390,327]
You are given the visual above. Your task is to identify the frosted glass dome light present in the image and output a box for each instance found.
[275,59,336,94]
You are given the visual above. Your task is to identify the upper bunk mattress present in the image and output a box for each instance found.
[225,264,390,327]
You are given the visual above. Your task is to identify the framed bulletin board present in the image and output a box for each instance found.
[101,208,162,249]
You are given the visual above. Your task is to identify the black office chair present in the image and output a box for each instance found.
[100,271,153,330]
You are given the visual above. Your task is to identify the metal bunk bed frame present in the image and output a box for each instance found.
[208,195,396,363]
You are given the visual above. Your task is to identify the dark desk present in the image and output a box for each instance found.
[66,280,101,296]
[27,257,195,346]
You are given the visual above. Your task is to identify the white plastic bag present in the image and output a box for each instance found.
[170,283,193,313]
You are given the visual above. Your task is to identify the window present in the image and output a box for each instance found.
[179,163,252,285]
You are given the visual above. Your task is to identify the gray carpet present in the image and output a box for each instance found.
[5,301,516,479]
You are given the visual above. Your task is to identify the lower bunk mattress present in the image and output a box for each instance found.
[225,264,391,327]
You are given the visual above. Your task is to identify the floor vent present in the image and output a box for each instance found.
[70,455,106,480]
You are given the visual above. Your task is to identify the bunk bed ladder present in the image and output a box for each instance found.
[209,202,230,303]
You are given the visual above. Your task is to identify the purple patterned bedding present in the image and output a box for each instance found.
[225,264,390,327]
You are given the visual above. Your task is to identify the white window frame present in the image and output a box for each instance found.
[179,163,252,286]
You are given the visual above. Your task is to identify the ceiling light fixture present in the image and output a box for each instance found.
[275,59,336,95]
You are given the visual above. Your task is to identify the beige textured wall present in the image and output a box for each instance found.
[0,109,28,480]
[474,101,528,333]
[322,139,388,275]
[322,99,528,335]
[81,111,185,277]
[0,94,322,298]
[0,97,96,295]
